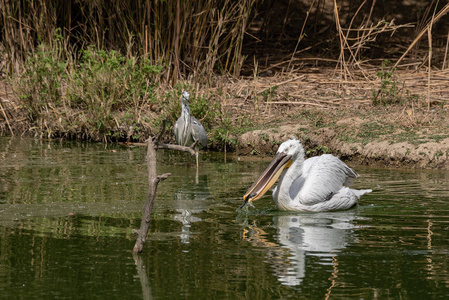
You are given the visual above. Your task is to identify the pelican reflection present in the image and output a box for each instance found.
[242,210,359,286]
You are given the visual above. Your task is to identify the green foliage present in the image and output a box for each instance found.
[210,112,238,150]
[373,60,401,105]
[258,132,270,142]
[11,32,163,140]
[68,46,162,131]
[14,33,67,120]
[261,86,278,101]
[306,145,330,156]
[189,94,216,126]
[296,109,326,128]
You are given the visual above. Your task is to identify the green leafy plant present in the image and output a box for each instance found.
[306,145,330,156]
[11,32,163,141]
[209,110,237,151]
[261,86,278,101]
[69,46,161,114]
[13,30,67,121]
[373,60,401,105]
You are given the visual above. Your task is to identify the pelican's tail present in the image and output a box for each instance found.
[352,189,372,198]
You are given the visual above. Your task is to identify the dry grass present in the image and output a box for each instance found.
[0,0,256,83]
[2,62,449,147]
[2,1,449,146]
[206,67,448,110]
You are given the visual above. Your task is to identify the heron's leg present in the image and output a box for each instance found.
[195,150,199,172]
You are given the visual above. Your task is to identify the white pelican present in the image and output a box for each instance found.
[241,138,372,211]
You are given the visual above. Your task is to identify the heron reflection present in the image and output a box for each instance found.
[173,174,210,244]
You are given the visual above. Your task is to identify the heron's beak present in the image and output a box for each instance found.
[241,152,292,208]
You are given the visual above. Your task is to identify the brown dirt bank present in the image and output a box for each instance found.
[225,69,449,170]
[2,68,449,170]
[237,123,449,169]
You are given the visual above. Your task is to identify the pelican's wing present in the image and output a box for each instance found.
[190,116,208,148]
[297,154,357,206]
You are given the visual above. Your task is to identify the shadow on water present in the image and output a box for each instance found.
[1,136,449,299]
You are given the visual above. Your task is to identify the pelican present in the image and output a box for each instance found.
[174,91,208,170]
[242,138,372,212]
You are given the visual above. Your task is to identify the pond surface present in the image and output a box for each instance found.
[1,137,449,299]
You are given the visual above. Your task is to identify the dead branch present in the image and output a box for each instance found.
[156,142,196,156]
[393,3,449,69]
[133,137,168,253]
[132,122,198,253]
[288,0,316,70]
[265,101,325,107]
[256,75,305,95]
[372,4,449,105]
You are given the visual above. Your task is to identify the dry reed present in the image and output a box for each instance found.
[1,0,256,82]
[2,1,449,142]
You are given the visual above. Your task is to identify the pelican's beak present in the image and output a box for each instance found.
[240,152,292,208]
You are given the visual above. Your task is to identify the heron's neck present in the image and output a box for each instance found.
[181,101,191,116]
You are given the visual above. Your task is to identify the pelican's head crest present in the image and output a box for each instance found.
[277,139,304,158]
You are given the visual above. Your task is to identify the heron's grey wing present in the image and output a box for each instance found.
[298,154,357,206]
[190,116,208,148]
[174,117,181,145]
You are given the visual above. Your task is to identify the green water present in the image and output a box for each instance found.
[1,137,449,299]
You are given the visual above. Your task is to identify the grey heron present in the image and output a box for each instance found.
[241,138,372,211]
[174,91,208,170]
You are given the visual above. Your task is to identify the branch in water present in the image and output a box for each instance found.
[156,142,196,156]
[133,120,199,253]
[133,138,161,253]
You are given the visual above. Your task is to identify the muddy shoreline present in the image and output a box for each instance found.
[236,123,449,170]
[2,69,449,170]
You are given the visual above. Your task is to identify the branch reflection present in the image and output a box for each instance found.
[133,253,153,300]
